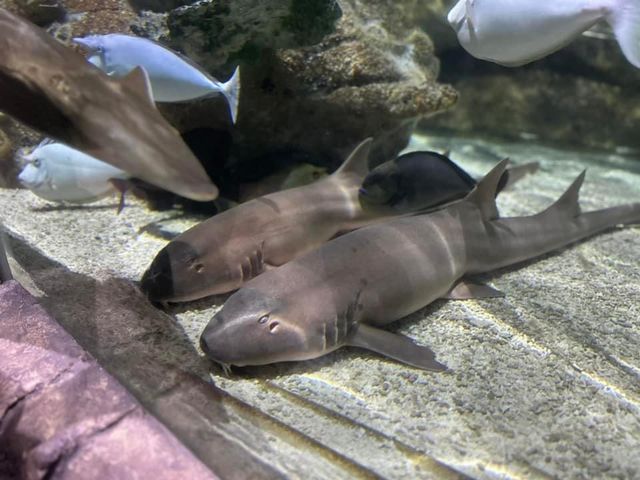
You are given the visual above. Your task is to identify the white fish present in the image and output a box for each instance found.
[18,140,129,204]
[73,34,241,123]
[448,0,640,68]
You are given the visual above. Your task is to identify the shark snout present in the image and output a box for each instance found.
[141,240,202,302]
[200,316,236,364]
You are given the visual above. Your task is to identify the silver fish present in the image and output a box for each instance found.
[0,8,218,201]
[200,161,640,370]
[448,0,640,68]
[73,34,241,123]
[18,140,129,203]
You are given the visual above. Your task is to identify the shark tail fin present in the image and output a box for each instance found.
[540,170,585,218]
[608,0,640,68]
[466,158,510,220]
[221,66,241,124]
[333,138,373,181]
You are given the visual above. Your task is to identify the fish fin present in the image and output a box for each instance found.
[346,323,448,372]
[608,1,640,68]
[540,170,585,218]
[120,66,155,106]
[447,0,466,31]
[221,66,241,124]
[334,138,373,179]
[34,137,56,151]
[109,178,130,214]
[465,0,478,34]
[444,280,504,300]
[465,158,509,220]
[498,162,539,192]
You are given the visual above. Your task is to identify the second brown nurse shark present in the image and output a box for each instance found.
[200,161,640,371]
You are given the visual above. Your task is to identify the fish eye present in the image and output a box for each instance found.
[194,263,204,273]
[312,171,321,179]
[32,158,41,168]
[268,321,280,333]
[258,315,269,324]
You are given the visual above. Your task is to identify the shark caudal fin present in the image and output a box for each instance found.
[465,158,510,220]
[221,66,241,124]
[608,0,640,68]
[333,138,373,180]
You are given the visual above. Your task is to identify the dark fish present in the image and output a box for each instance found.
[359,150,538,212]
[359,151,476,212]
[201,161,640,371]
[0,8,217,201]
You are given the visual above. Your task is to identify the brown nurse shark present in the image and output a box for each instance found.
[0,8,217,201]
[200,160,640,371]
[141,139,382,301]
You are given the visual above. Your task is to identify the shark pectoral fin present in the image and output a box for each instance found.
[120,66,155,106]
[347,323,448,372]
[444,280,504,300]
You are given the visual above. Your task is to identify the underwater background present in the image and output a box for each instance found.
[1,1,639,479]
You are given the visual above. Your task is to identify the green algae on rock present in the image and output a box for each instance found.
[167,0,342,70]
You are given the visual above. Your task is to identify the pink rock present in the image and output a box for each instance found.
[0,280,217,480]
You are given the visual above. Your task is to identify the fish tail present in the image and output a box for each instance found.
[221,66,241,124]
[608,0,640,68]
[468,171,640,273]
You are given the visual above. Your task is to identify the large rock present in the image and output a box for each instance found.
[0,280,217,480]
[161,0,457,168]
[416,1,640,151]
[167,0,342,69]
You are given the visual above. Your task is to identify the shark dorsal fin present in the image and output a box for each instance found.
[542,170,585,218]
[333,138,373,179]
[466,158,510,220]
[120,66,155,106]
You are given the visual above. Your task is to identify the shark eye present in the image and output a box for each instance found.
[258,315,269,324]
[268,321,280,333]
[194,263,204,273]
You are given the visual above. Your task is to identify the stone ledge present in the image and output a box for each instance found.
[0,280,217,480]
